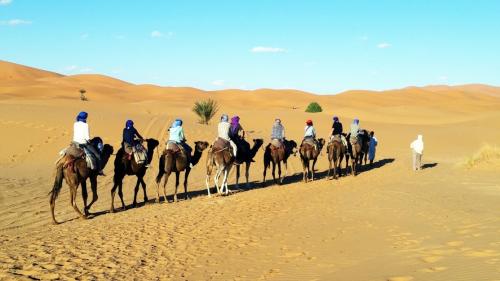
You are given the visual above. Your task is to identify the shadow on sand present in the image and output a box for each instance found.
[85,157,397,220]
[422,162,438,169]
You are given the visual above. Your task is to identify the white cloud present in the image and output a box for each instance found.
[151,30,163,38]
[63,65,92,73]
[212,80,225,86]
[79,68,93,73]
[0,0,12,6]
[438,75,448,81]
[377,42,391,49]
[251,46,286,53]
[0,19,32,26]
[65,65,78,71]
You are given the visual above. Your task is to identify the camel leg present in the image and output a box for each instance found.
[312,158,318,181]
[162,172,170,203]
[86,176,98,214]
[223,169,230,195]
[327,157,332,180]
[277,161,282,185]
[110,182,118,213]
[214,167,223,194]
[141,178,148,203]
[81,180,88,216]
[206,174,212,197]
[235,165,240,189]
[155,168,165,203]
[263,161,268,186]
[133,178,141,207]
[184,169,191,200]
[118,182,126,210]
[70,185,86,219]
[272,162,276,184]
[301,157,307,182]
[173,171,180,202]
[245,162,250,188]
[282,160,288,184]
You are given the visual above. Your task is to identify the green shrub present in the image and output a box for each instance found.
[305,102,322,113]
[192,99,219,125]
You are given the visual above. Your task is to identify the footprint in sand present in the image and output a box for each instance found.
[420,256,443,263]
[387,276,414,281]
[421,266,448,273]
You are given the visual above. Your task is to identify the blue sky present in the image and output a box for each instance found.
[1,0,499,94]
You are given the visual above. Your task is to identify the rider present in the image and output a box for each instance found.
[329,116,347,147]
[217,114,237,157]
[73,111,103,175]
[271,118,285,146]
[168,118,193,168]
[303,119,318,150]
[122,119,145,161]
[229,115,249,163]
[350,118,361,143]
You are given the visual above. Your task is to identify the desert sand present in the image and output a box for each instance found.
[0,60,499,280]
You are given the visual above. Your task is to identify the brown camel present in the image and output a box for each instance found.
[262,139,297,185]
[326,137,346,180]
[205,138,235,196]
[347,133,362,176]
[358,129,371,166]
[49,137,113,224]
[299,138,325,182]
[235,138,264,188]
[155,141,209,203]
[110,138,159,213]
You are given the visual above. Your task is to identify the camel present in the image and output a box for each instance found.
[110,138,159,213]
[358,129,371,166]
[347,133,362,176]
[235,138,264,188]
[262,139,297,185]
[326,137,346,180]
[49,137,113,224]
[155,141,209,203]
[299,138,325,182]
[205,138,235,196]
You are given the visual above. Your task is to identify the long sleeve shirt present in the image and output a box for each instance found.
[304,125,316,138]
[73,121,90,144]
[169,126,185,143]
[218,121,231,140]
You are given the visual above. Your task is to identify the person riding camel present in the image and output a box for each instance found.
[217,114,237,157]
[349,118,361,144]
[122,119,147,164]
[271,118,285,147]
[303,119,318,150]
[72,111,104,175]
[329,116,347,147]
[229,115,249,164]
[168,118,193,168]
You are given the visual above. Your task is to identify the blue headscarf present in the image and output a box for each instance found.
[125,120,134,129]
[353,118,359,125]
[172,118,182,128]
[221,114,229,122]
[333,116,339,122]
[76,111,88,123]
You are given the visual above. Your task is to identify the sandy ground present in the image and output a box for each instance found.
[1,60,500,280]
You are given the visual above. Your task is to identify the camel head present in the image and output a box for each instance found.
[194,141,209,152]
[145,138,160,152]
[253,138,264,149]
[287,139,298,156]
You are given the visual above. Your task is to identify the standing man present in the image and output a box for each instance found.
[410,135,424,171]
[368,131,378,165]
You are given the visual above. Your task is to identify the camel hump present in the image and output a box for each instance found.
[212,137,230,151]
[270,139,284,149]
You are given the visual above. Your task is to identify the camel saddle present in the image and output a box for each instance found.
[212,137,232,153]
[270,139,284,150]
[166,141,186,156]
[302,138,317,147]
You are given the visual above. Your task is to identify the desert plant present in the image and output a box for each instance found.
[305,102,322,113]
[462,144,500,169]
[192,99,219,125]
[79,89,88,101]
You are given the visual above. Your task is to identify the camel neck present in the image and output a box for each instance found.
[191,149,203,166]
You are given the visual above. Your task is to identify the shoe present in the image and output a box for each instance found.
[189,163,194,169]
[145,164,150,168]
[98,170,106,176]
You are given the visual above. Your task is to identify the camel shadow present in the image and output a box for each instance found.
[359,158,396,172]
[422,162,438,169]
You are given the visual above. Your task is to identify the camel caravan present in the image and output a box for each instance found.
[50,112,378,224]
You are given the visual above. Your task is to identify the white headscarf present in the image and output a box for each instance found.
[410,135,424,154]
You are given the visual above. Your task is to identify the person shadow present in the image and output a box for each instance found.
[422,163,438,169]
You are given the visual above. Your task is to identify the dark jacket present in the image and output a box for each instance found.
[332,122,343,135]
[123,127,143,145]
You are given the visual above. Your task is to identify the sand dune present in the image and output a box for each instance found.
[0,61,499,280]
